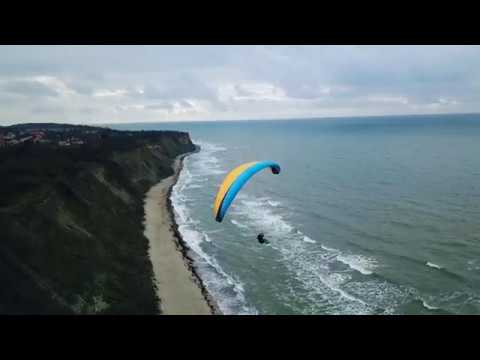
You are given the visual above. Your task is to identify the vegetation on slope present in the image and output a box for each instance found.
[0,124,195,314]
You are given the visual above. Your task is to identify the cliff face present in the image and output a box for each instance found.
[0,126,195,314]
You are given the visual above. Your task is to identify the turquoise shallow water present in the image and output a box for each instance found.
[114,114,480,314]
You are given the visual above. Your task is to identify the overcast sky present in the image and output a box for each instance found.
[0,45,479,125]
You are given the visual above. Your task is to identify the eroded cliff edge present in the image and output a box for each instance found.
[0,124,195,314]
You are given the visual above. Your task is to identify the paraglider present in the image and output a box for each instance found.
[213,160,281,223]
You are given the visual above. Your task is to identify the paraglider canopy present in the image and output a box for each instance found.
[213,160,281,222]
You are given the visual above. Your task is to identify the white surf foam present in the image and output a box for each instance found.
[421,299,439,310]
[171,141,258,315]
[467,259,480,271]
[320,244,337,252]
[186,184,202,189]
[426,262,443,269]
[206,229,223,235]
[233,198,295,235]
[337,254,377,275]
[303,236,317,244]
[204,233,213,243]
[195,141,227,153]
[267,200,281,207]
[342,280,416,315]
[230,193,380,314]
[231,219,250,230]
[318,243,377,276]
[173,140,405,315]
[188,140,227,176]
[179,226,256,315]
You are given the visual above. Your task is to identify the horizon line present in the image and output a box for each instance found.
[2,111,480,128]
[102,111,480,127]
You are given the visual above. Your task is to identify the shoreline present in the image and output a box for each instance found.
[145,147,221,315]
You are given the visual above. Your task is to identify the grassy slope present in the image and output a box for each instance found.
[0,130,195,314]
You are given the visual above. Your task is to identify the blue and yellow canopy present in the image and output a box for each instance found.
[213,161,281,222]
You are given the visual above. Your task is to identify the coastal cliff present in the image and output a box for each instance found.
[0,124,196,314]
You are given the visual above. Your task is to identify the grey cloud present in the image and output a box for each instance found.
[78,106,97,114]
[0,46,234,77]
[145,100,196,111]
[145,102,175,111]
[0,91,25,105]
[140,85,172,100]
[239,45,480,99]
[234,84,253,97]
[0,63,58,77]
[67,81,94,95]
[4,80,59,97]
[31,105,65,114]
[0,45,479,124]
[179,99,197,108]
[139,73,217,102]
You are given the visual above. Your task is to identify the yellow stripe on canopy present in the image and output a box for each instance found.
[213,161,258,218]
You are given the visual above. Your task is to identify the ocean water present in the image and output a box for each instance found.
[113,114,480,314]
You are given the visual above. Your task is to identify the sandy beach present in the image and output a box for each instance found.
[144,155,214,315]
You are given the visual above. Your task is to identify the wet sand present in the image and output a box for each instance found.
[144,156,214,315]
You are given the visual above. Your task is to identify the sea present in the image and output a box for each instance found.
[113,114,480,315]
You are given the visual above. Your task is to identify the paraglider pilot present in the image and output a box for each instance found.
[257,233,269,244]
